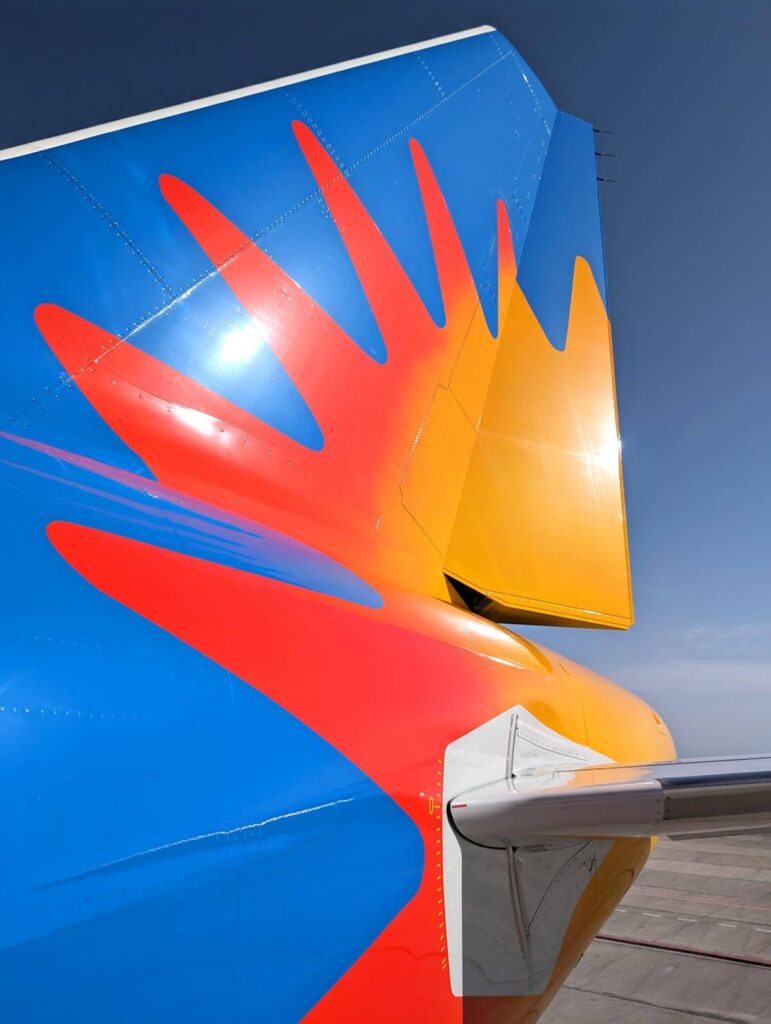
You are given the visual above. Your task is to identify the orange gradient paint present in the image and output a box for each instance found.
[35,121,629,624]
[35,121,660,1021]
[446,256,633,627]
[47,520,671,1022]
[35,123,518,603]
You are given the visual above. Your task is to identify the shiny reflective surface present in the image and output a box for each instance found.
[450,754,771,845]
[1,26,663,1024]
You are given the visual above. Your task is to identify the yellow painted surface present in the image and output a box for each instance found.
[448,302,503,428]
[445,257,633,627]
[400,386,477,557]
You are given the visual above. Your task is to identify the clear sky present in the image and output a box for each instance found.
[3,1,769,756]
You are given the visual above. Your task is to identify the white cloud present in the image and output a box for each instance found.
[683,623,771,655]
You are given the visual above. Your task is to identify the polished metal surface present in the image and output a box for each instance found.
[450,755,771,843]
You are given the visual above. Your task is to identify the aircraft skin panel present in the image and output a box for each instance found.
[41,519,674,1021]
[445,254,632,626]
[0,24,722,1024]
[0,22,625,620]
[445,110,632,627]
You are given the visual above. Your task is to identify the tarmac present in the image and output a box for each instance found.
[541,833,771,1023]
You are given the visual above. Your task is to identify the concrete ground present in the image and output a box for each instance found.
[541,833,771,1023]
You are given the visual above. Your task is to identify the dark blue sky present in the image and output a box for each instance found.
[3,1,769,755]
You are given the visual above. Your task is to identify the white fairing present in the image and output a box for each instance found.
[442,707,612,997]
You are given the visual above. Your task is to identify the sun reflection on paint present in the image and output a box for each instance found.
[172,405,217,437]
[216,323,265,368]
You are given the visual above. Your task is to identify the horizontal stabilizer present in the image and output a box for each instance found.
[450,754,771,844]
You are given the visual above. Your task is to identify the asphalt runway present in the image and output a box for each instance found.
[541,833,771,1023]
